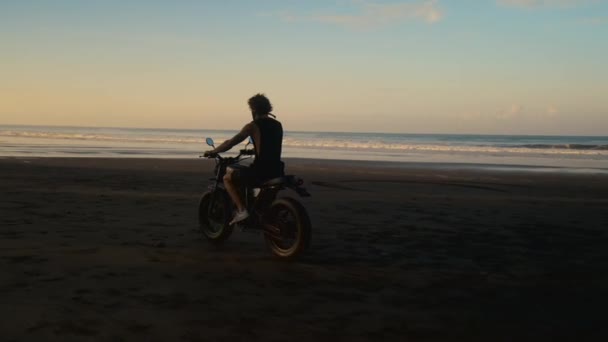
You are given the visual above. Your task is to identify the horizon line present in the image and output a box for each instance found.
[0,123,608,138]
[0,123,606,138]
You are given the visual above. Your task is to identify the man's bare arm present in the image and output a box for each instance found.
[210,123,252,154]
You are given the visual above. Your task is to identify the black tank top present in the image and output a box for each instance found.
[252,117,283,180]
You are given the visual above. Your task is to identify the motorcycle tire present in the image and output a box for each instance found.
[263,197,311,259]
[198,190,233,244]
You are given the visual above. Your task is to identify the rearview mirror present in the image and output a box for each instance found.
[205,138,215,147]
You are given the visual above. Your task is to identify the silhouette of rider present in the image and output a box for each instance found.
[204,94,284,225]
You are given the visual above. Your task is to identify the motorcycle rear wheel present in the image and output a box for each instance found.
[198,190,233,244]
[263,197,311,259]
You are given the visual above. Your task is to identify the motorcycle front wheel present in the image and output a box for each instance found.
[263,197,311,259]
[198,190,233,244]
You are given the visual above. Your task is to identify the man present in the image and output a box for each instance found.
[204,94,284,225]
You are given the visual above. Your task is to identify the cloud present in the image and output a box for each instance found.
[581,16,608,24]
[495,104,563,120]
[497,0,600,9]
[497,104,525,119]
[546,105,559,117]
[271,0,443,29]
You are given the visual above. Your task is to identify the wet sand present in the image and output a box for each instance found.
[1,157,607,341]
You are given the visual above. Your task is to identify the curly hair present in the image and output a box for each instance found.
[248,93,273,114]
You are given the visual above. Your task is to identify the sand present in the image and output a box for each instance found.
[1,157,607,341]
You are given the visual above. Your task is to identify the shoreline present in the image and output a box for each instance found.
[2,125,607,171]
[2,155,608,175]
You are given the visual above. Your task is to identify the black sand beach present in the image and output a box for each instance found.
[1,157,607,341]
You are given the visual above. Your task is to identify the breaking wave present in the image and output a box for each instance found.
[2,128,608,156]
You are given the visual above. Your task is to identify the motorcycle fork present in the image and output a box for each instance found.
[207,165,226,217]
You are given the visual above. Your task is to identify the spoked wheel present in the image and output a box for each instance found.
[198,190,233,243]
[263,197,311,259]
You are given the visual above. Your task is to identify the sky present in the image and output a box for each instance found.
[1,0,607,135]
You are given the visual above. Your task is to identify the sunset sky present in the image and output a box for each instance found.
[1,0,607,135]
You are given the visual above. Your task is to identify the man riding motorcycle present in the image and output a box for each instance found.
[204,94,284,225]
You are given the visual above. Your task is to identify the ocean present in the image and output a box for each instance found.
[1,125,607,171]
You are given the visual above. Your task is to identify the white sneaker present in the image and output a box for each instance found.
[229,210,249,225]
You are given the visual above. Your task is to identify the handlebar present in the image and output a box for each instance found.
[200,149,254,160]
[199,152,217,159]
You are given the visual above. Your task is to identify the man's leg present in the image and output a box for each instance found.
[224,167,245,212]
[224,167,251,224]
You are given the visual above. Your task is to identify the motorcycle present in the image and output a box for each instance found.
[198,137,312,259]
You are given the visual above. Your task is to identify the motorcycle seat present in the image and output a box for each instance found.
[260,177,286,188]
